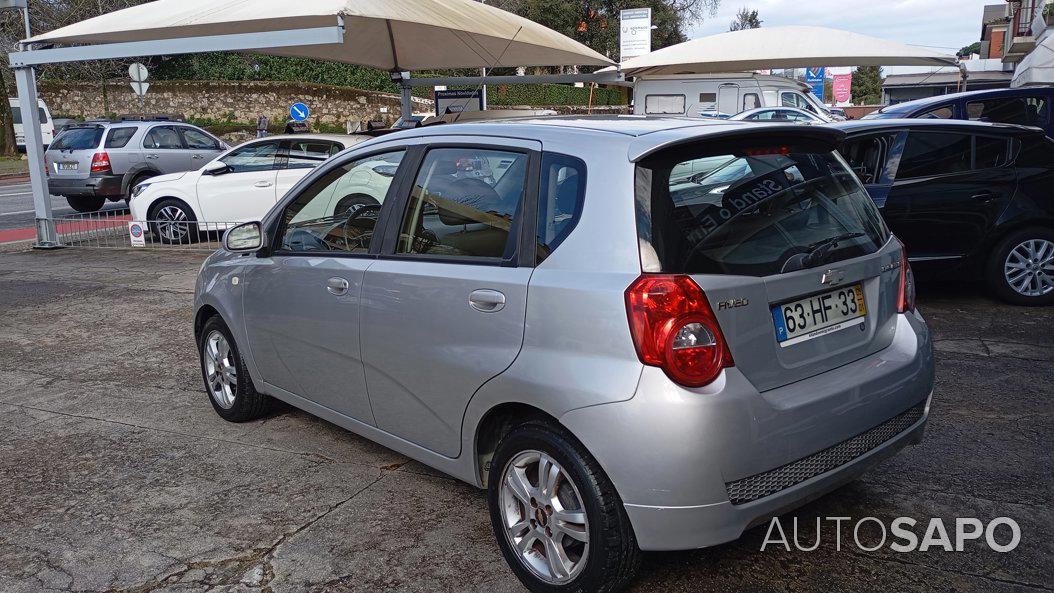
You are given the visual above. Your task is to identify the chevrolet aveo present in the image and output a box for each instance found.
[195,117,935,593]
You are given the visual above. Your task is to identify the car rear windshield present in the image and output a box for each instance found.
[636,141,890,277]
[51,127,104,151]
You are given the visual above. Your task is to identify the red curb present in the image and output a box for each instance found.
[0,214,130,245]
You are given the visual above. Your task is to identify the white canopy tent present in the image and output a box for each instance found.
[7,0,612,247]
[617,26,958,77]
[1012,33,1054,87]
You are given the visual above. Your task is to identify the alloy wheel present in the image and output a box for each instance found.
[156,205,191,242]
[1004,238,1054,298]
[499,450,590,585]
[203,330,237,409]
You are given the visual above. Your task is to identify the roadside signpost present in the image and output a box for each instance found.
[620,8,653,61]
[290,102,310,122]
[129,62,150,113]
[805,67,826,101]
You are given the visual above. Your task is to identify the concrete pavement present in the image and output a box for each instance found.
[0,247,1050,593]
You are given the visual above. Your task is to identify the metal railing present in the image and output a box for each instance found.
[50,210,237,251]
[1014,0,1039,37]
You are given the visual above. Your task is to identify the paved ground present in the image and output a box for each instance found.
[0,248,1050,593]
[0,181,127,232]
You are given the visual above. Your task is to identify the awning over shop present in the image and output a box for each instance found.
[1012,34,1054,87]
[22,0,613,70]
[618,26,958,77]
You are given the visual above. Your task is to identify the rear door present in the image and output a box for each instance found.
[360,138,539,457]
[840,130,906,208]
[884,130,1017,261]
[196,140,281,223]
[718,84,740,114]
[637,136,898,392]
[142,125,188,173]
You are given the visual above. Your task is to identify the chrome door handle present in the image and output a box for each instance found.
[146,154,159,160]
[326,277,350,297]
[192,154,205,160]
[972,191,996,202]
[469,289,506,313]
[255,181,274,188]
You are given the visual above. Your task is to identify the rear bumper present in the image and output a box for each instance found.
[47,174,123,199]
[560,311,934,552]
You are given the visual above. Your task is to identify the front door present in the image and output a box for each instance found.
[360,142,538,457]
[241,149,408,425]
[196,140,281,223]
[885,130,1017,261]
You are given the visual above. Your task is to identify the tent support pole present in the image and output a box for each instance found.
[399,80,414,122]
[13,64,59,249]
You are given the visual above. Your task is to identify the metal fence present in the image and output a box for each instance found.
[50,210,236,251]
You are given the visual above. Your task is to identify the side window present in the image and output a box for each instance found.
[645,95,686,115]
[1015,137,1054,168]
[221,141,280,173]
[780,93,801,108]
[278,151,405,253]
[917,105,955,119]
[181,128,219,150]
[897,132,971,179]
[967,96,1050,126]
[974,136,1012,170]
[698,92,717,108]
[105,127,138,149]
[143,126,183,149]
[841,133,898,185]
[285,140,340,170]
[743,93,760,110]
[537,153,586,263]
[395,147,528,259]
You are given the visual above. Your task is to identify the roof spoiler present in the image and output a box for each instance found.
[630,125,847,163]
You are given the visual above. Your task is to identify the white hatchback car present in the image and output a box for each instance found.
[129,134,370,243]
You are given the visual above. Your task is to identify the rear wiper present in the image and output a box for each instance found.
[802,232,865,268]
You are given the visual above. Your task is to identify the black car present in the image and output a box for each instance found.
[833,119,1054,306]
[863,88,1054,139]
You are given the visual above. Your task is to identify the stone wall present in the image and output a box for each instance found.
[37,80,434,127]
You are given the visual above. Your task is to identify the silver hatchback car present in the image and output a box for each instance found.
[195,117,934,593]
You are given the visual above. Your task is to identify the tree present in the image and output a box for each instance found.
[958,41,982,58]
[729,7,761,31]
[851,65,883,105]
[491,0,722,61]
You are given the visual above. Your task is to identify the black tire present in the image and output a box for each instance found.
[488,421,641,593]
[197,316,271,422]
[334,194,380,215]
[149,198,198,244]
[66,196,106,213]
[985,227,1054,306]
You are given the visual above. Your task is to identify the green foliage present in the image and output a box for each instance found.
[729,8,762,31]
[851,65,883,106]
[958,41,982,58]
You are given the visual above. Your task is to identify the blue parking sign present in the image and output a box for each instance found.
[290,102,310,122]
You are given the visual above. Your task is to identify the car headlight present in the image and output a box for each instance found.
[131,183,151,199]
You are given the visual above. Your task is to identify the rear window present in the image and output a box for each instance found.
[636,141,889,277]
[105,127,138,149]
[51,127,104,151]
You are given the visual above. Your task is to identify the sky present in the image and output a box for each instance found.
[687,0,998,74]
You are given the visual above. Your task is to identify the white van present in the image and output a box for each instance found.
[9,98,56,150]
[632,73,831,119]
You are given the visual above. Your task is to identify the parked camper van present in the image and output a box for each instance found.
[9,98,56,150]
[632,73,831,119]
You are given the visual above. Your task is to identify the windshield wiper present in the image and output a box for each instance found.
[802,232,865,268]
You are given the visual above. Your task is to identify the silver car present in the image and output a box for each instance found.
[44,119,226,213]
[194,117,934,593]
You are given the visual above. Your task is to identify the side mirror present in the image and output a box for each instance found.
[224,222,264,252]
[203,160,231,176]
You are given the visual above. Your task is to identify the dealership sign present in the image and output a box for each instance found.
[833,73,853,104]
[805,67,826,100]
[435,89,484,117]
[620,8,652,61]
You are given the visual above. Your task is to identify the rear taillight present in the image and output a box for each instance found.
[897,242,916,313]
[625,275,734,388]
[90,151,111,174]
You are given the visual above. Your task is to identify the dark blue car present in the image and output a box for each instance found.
[864,88,1054,138]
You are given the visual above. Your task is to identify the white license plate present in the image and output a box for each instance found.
[772,284,867,347]
[57,162,78,171]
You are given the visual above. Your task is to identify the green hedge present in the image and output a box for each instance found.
[154,53,625,106]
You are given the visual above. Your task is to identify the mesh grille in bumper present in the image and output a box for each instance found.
[725,404,926,506]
